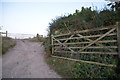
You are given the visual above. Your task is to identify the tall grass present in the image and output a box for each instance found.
[2,37,16,54]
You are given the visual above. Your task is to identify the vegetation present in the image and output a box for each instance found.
[29,34,45,42]
[44,35,119,78]
[46,57,118,78]
[2,37,16,54]
[48,7,119,35]
[43,1,120,78]
[43,37,51,57]
[29,37,45,42]
[107,0,120,11]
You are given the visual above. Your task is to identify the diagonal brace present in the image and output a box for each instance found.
[53,37,75,53]
[64,34,74,43]
[79,28,116,52]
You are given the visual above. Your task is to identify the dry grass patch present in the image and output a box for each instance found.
[2,37,16,54]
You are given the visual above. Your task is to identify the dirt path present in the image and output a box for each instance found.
[2,40,61,78]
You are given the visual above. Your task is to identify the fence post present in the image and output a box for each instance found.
[0,32,2,56]
[51,35,54,54]
[6,31,7,38]
[116,22,120,74]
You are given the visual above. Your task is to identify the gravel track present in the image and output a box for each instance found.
[2,40,61,78]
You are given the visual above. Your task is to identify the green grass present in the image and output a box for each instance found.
[46,56,119,78]
[2,37,16,54]
[46,56,75,78]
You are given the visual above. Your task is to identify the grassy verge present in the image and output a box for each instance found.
[2,37,16,54]
[46,56,75,78]
[46,56,119,78]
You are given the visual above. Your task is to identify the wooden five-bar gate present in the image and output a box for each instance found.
[51,22,120,68]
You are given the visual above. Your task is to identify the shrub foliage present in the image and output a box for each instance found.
[45,6,120,78]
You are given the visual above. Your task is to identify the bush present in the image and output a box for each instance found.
[48,7,119,35]
[46,6,120,78]
[42,37,52,57]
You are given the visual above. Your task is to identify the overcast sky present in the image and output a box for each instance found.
[0,0,110,36]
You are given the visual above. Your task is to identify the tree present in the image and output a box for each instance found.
[105,0,120,11]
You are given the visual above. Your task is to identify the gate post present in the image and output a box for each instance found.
[6,31,7,38]
[116,22,120,74]
[0,31,2,56]
[51,35,54,54]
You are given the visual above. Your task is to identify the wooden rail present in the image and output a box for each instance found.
[57,33,116,41]
[55,46,118,49]
[52,55,116,67]
[54,40,117,45]
[53,25,116,37]
[54,51,118,55]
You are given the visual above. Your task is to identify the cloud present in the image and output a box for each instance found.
[1,0,106,2]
